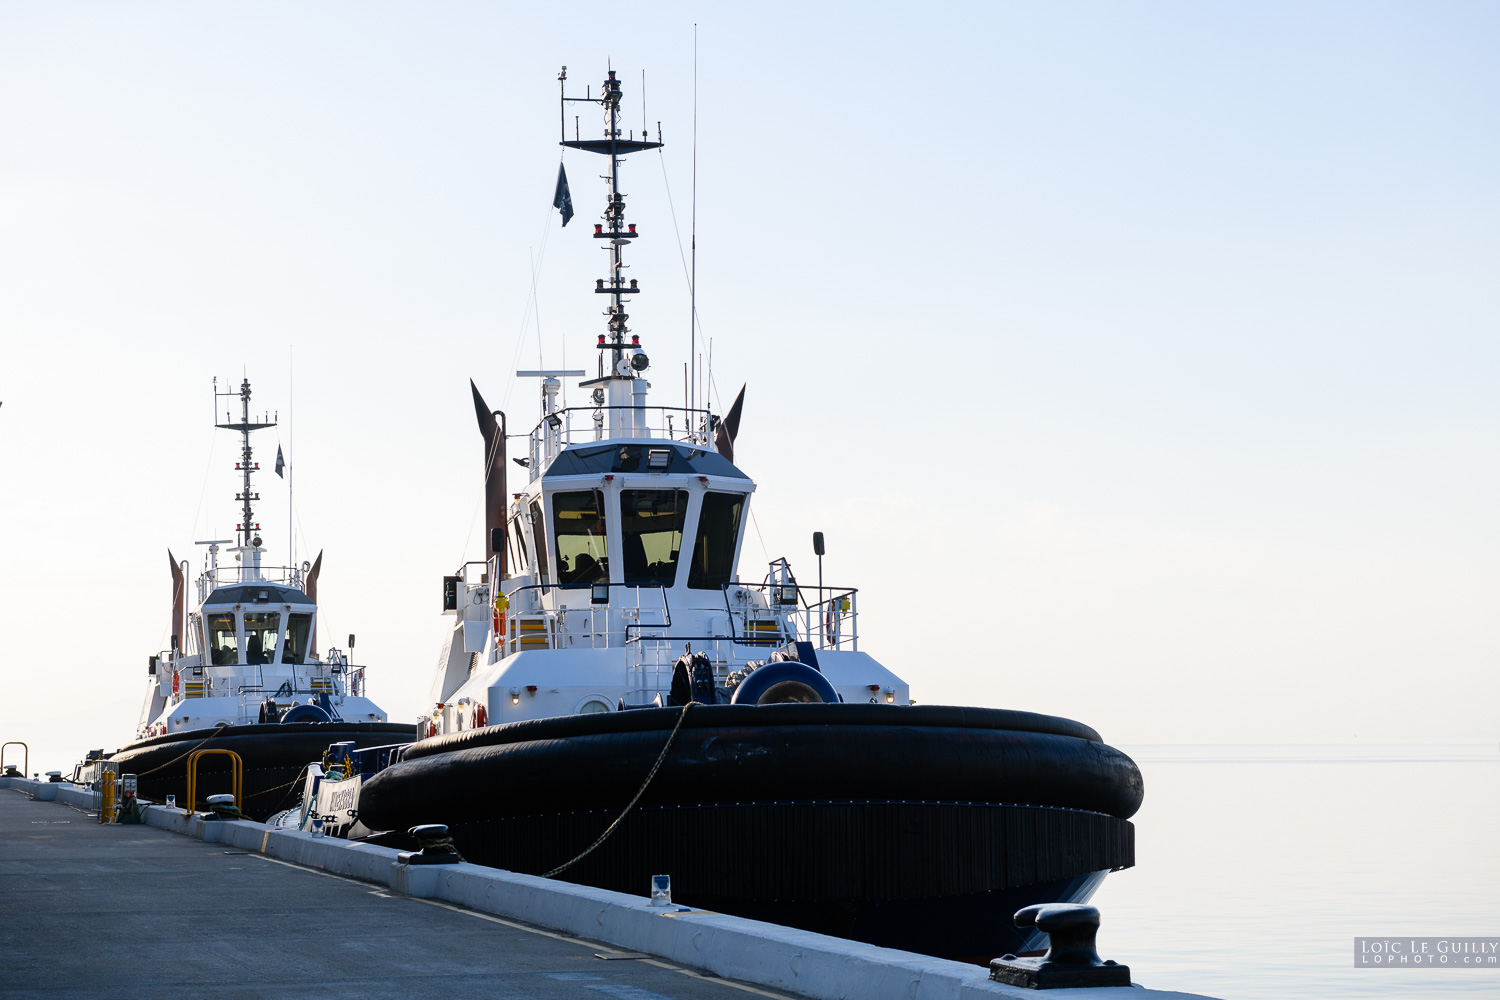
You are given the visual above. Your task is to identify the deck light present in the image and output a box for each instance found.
[510,688,520,705]
[592,584,610,605]
[647,449,670,470]
[885,690,896,704]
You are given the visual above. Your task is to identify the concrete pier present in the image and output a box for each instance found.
[1,782,1218,1000]
[0,789,791,1000]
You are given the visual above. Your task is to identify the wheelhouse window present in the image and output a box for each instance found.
[620,489,688,586]
[510,517,529,574]
[688,493,745,590]
[244,612,280,665]
[282,612,313,664]
[528,498,550,584]
[553,490,609,587]
[208,613,239,665]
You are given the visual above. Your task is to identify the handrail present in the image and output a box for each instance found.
[1,741,26,776]
[718,581,858,649]
[185,749,243,813]
[529,403,714,441]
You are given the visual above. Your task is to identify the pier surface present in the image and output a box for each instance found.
[0,789,790,1000]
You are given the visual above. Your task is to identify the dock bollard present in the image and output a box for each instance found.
[397,825,464,865]
[204,793,245,821]
[988,903,1131,989]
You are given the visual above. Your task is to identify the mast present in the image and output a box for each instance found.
[214,377,276,548]
[559,66,664,437]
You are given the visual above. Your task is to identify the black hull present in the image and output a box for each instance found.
[109,722,415,821]
[358,704,1141,962]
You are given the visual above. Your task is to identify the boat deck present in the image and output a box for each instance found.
[0,788,792,1000]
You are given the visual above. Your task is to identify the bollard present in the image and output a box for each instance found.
[989,903,1131,989]
[397,824,463,865]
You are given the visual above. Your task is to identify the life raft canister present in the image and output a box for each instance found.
[472,703,487,728]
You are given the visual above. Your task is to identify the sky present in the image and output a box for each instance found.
[1,2,1496,769]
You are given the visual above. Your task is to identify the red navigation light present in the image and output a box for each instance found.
[604,474,615,482]
[868,684,881,692]
[235,463,241,469]
[594,224,602,234]
[526,685,538,694]
[596,278,604,289]
[631,335,639,345]
[697,476,708,483]
[598,334,605,345]
[627,224,637,234]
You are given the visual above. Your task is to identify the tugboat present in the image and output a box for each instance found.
[330,67,1144,964]
[102,378,415,820]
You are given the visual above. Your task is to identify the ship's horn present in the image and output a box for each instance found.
[470,379,508,577]
[305,550,323,654]
[168,549,184,654]
[714,384,746,464]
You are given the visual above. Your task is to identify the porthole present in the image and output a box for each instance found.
[577,698,611,715]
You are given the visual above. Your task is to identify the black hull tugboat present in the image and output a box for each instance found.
[325,66,1143,963]
[100,378,413,821]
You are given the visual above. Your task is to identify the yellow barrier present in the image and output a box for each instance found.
[185,749,243,813]
[1,741,27,776]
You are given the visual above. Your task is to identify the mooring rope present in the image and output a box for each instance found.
[541,702,695,878]
[132,725,226,778]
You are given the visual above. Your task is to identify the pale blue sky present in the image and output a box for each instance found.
[1,2,1495,763]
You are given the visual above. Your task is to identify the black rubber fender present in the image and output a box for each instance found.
[281,704,332,723]
[357,710,1144,833]
[730,661,838,705]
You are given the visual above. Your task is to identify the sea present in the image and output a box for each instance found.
[1091,743,1500,1000]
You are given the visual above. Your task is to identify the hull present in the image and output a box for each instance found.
[357,704,1142,962]
[109,721,415,821]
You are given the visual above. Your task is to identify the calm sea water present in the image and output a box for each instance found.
[1091,744,1500,1000]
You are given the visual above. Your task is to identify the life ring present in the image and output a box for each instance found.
[823,609,836,644]
[171,670,180,697]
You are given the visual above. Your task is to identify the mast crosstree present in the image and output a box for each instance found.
[559,67,663,381]
[214,377,276,546]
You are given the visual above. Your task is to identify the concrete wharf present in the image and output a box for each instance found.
[0,782,1216,1000]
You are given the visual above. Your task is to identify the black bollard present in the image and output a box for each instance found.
[397,824,464,865]
[989,903,1131,989]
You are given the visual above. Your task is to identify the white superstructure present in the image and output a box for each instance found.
[421,69,907,736]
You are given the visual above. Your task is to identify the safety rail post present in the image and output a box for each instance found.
[99,771,116,824]
[1,741,27,777]
[185,749,244,813]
